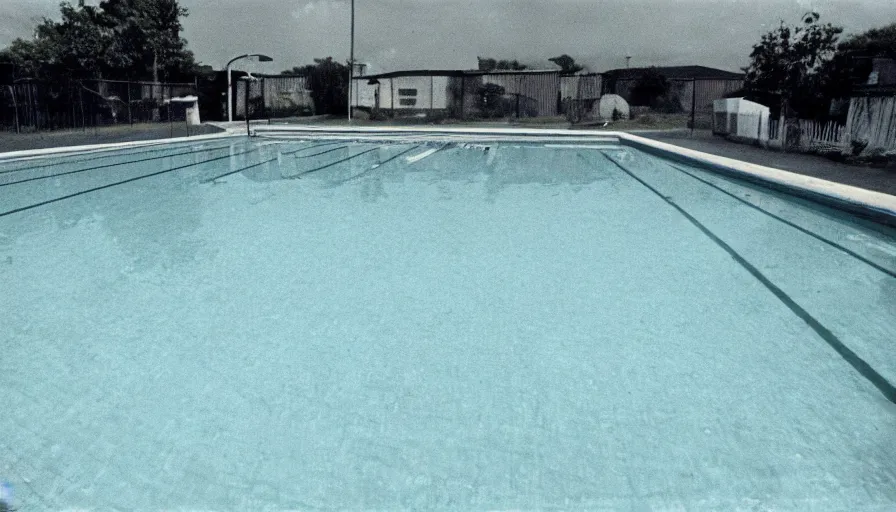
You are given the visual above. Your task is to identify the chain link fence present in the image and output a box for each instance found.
[1,78,198,134]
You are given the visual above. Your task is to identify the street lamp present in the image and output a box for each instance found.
[227,53,273,122]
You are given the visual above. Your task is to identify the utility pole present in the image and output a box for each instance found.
[348,0,355,122]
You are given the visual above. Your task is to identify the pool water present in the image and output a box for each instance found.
[1,137,895,509]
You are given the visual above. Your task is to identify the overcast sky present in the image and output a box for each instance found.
[2,0,895,74]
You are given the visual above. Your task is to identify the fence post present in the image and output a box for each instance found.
[758,113,762,142]
[260,77,266,122]
[168,85,174,138]
[780,98,787,152]
[690,78,696,134]
[460,75,465,119]
[245,78,251,135]
[128,81,133,126]
[9,85,20,134]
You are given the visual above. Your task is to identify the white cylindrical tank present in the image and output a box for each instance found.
[599,94,630,120]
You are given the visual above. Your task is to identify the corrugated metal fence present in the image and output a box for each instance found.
[235,75,314,119]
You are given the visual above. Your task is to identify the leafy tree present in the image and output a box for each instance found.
[630,67,669,107]
[743,12,842,117]
[839,22,896,58]
[817,22,896,101]
[549,54,584,75]
[100,0,195,81]
[298,57,349,115]
[477,57,527,71]
[0,2,112,81]
[0,0,196,82]
[478,83,506,117]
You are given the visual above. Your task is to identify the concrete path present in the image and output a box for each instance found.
[645,130,896,197]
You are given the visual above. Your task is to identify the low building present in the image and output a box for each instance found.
[351,69,562,118]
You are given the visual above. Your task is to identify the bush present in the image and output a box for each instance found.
[630,68,669,107]
[612,108,624,121]
[478,83,506,118]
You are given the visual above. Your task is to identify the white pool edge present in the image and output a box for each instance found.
[0,131,237,162]
[618,132,896,223]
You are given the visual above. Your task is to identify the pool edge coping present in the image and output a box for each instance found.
[0,131,238,161]
[617,132,896,227]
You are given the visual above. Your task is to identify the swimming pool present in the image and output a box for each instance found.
[1,129,895,509]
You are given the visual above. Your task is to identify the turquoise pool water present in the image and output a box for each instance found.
[1,136,895,509]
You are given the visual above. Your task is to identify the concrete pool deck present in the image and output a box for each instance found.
[645,130,896,196]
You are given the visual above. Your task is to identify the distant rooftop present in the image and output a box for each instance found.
[603,65,744,80]
[358,69,563,80]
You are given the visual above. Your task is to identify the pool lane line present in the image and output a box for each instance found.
[199,156,280,183]
[337,145,423,183]
[0,138,239,175]
[600,151,896,405]
[295,145,351,159]
[0,139,338,179]
[287,147,381,179]
[199,144,339,183]
[0,148,260,218]
[0,142,244,188]
[664,163,896,280]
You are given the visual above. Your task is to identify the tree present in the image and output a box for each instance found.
[0,0,196,82]
[477,57,527,71]
[630,67,670,107]
[817,22,896,101]
[100,0,194,81]
[839,22,896,58]
[549,54,584,75]
[0,2,112,81]
[743,12,842,117]
[304,57,349,115]
[478,83,506,117]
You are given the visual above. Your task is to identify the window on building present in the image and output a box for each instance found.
[398,88,418,96]
[399,98,417,106]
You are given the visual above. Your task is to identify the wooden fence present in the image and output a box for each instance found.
[766,118,845,152]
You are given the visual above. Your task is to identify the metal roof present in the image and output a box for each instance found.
[357,69,561,79]
[602,65,744,80]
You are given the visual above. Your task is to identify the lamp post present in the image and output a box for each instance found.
[348,0,355,122]
[227,53,273,122]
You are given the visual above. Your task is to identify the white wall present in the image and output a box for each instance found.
[352,75,449,111]
[714,98,770,142]
[351,78,379,108]
[391,76,433,110]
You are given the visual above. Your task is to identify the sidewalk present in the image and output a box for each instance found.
[645,130,896,197]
